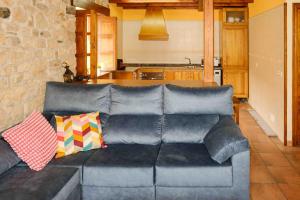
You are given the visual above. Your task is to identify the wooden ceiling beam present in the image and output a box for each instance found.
[117,2,248,9]
[72,0,110,16]
[118,3,199,9]
[112,0,252,9]
[110,0,253,4]
[111,0,196,3]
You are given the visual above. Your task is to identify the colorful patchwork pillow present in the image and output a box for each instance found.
[2,112,57,171]
[55,112,106,158]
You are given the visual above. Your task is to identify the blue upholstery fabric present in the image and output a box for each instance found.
[49,150,97,184]
[156,187,242,200]
[44,82,111,114]
[103,115,162,145]
[204,116,249,164]
[156,143,232,187]
[0,166,80,200]
[156,151,250,200]
[162,114,219,143]
[0,140,20,176]
[110,85,163,115]
[164,84,233,115]
[82,186,155,200]
[83,144,160,187]
[66,185,81,200]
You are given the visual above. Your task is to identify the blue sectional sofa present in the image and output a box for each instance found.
[0,82,250,200]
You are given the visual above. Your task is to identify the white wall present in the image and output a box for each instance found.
[122,20,220,63]
[249,5,285,141]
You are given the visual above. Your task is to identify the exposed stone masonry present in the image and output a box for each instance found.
[0,0,76,131]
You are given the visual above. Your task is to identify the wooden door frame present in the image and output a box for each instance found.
[284,3,287,146]
[292,3,300,146]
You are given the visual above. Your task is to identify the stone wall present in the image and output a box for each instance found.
[0,0,76,131]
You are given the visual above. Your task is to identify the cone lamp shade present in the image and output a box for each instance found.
[139,7,169,41]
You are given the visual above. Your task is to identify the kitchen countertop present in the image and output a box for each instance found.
[123,63,222,71]
[87,79,217,87]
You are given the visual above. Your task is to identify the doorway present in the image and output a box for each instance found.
[75,10,117,79]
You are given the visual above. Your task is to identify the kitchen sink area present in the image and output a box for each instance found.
[99,61,222,85]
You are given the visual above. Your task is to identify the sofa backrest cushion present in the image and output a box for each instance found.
[103,115,162,145]
[162,114,219,143]
[44,82,111,114]
[110,85,163,115]
[164,84,233,115]
[0,139,21,175]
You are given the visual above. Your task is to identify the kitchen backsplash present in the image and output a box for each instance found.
[122,20,220,64]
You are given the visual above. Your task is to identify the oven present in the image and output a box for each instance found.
[139,72,164,80]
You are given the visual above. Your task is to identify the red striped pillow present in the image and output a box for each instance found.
[2,112,57,171]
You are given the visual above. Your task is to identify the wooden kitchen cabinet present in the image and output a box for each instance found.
[164,69,203,81]
[223,69,248,98]
[221,7,249,98]
[111,71,136,80]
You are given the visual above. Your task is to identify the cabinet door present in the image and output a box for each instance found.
[181,71,194,80]
[164,71,175,80]
[223,69,248,98]
[222,26,248,69]
[193,70,204,80]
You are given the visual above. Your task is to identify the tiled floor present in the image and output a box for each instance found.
[239,104,300,200]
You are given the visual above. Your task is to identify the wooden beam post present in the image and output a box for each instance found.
[203,0,214,82]
[90,10,98,79]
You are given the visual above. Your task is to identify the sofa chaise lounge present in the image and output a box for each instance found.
[0,82,250,200]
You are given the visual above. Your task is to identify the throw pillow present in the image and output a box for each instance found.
[204,116,249,164]
[55,112,106,158]
[2,112,57,171]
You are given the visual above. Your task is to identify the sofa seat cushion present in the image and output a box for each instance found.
[162,114,219,143]
[49,150,96,183]
[103,115,162,145]
[83,144,160,187]
[0,166,80,200]
[0,139,20,176]
[156,143,233,187]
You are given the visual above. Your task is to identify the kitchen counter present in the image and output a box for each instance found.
[87,79,217,87]
[123,63,222,71]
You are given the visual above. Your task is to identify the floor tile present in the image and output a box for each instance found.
[278,183,300,200]
[267,166,300,184]
[285,153,300,167]
[251,165,275,183]
[251,153,265,166]
[252,142,281,153]
[251,184,287,200]
[260,153,291,167]
[238,103,300,199]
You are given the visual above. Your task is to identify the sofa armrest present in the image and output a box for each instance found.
[204,116,249,164]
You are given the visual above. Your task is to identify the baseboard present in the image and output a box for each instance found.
[247,109,277,136]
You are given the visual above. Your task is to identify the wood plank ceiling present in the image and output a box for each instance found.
[110,0,253,9]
